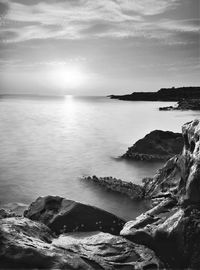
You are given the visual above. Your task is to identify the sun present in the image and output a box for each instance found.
[51,64,87,89]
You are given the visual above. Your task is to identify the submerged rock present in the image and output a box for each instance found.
[122,130,183,161]
[82,176,144,200]
[24,196,125,235]
[121,119,200,268]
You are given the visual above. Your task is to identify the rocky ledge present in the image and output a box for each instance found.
[0,196,163,269]
[120,119,200,268]
[159,99,200,111]
[82,175,144,200]
[122,130,183,161]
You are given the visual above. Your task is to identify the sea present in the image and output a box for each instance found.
[0,95,200,220]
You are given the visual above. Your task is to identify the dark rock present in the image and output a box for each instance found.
[0,217,164,269]
[24,196,125,235]
[82,176,144,200]
[110,86,200,101]
[159,99,200,111]
[122,130,183,161]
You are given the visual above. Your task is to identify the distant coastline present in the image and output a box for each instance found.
[109,86,200,101]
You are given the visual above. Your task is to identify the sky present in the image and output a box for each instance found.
[0,0,199,96]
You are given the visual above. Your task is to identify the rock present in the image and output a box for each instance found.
[120,119,200,268]
[82,176,144,200]
[0,208,18,219]
[24,196,125,235]
[142,155,181,200]
[109,87,200,102]
[120,197,178,247]
[159,99,200,111]
[53,231,164,269]
[0,217,87,269]
[122,130,183,161]
[0,217,164,269]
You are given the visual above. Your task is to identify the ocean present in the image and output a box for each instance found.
[0,95,200,220]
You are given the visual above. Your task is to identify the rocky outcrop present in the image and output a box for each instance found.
[0,213,164,269]
[120,119,200,268]
[110,86,200,101]
[82,176,144,200]
[0,208,18,219]
[159,99,200,111]
[122,130,183,161]
[24,196,125,235]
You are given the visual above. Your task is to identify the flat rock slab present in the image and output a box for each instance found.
[0,217,164,269]
[24,196,125,235]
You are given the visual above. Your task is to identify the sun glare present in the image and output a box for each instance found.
[51,65,87,89]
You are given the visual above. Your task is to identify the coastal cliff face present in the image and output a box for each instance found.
[121,119,200,268]
[122,130,183,161]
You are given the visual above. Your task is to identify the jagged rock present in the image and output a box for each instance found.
[0,217,164,269]
[120,197,178,247]
[122,130,183,161]
[82,176,144,200]
[120,119,200,268]
[142,155,181,200]
[24,196,125,235]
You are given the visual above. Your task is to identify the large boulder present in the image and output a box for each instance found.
[0,217,164,269]
[0,217,90,269]
[121,119,200,268]
[24,196,125,235]
[122,130,183,161]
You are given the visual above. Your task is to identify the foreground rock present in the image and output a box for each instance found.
[82,176,144,200]
[0,216,164,269]
[24,196,125,235]
[122,130,183,161]
[120,119,200,268]
[159,98,200,111]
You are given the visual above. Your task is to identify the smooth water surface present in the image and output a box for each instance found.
[1,95,200,220]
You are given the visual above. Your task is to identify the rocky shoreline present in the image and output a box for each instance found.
[159,98,200,111]
[1,119,200,269]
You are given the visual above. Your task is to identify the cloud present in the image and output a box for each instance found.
[0,0,199,44]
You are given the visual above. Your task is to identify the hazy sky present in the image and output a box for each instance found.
[0,0,199,95]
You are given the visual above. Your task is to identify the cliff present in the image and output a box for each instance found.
[110,86,200,101]
[122,130,183,161]
[121,119,200,268]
